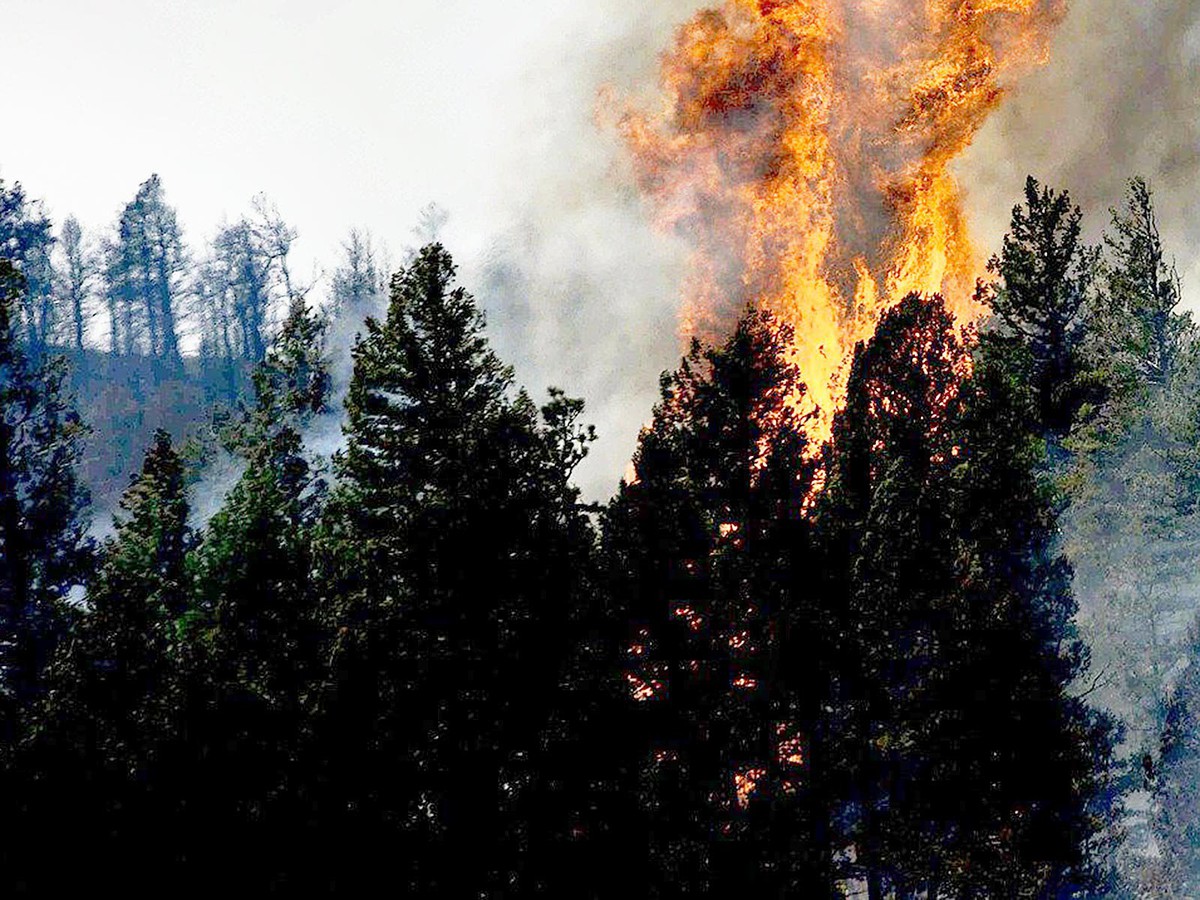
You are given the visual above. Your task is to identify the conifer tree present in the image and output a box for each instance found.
[0,262,91,892]
[0,261,91,740]
[820,294,1119,897]
[985,177,1101,442]
[105,175,187,370]
[0,180,56,357]
[45,429,189,759]
[197,293,330,716]
[56,216,93,354]
[14,430,189,891]
[196,206,298,374]
[310,244,596,893]
[329,227,386,313]
[602,311,829,897]
[181,301,331,888]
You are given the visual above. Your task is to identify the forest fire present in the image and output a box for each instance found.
[615,0,1066,442]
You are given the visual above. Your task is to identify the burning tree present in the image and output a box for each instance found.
[816,294,1119,897]
[603,308,832,895]
[614,0,1067,443]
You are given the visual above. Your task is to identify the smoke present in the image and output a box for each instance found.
[456,2,706,500]
[959,0,1200,295]
[465,0,1200,501]
[102,0,1200,512]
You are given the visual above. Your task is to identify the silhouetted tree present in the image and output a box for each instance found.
[0,180,56,357]
[309,243,596,893]
[984,177,1101,442]
[820,294,1119,897]
[603,311,831,897]
[56,216,94,353]
[181,303,330,887]
[0,261,91,741]
[104,175,187,371]
[14,430,188,891]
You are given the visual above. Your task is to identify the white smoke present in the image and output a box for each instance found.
[959,0,1200,299]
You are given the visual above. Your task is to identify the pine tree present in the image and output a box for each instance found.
[0,260,91,741]
[329,227,386,313]
[0,262,92,891]
[12,430,189,891]
[1064,179,1200,746]
[818,294,973,898]
[602,310,829,897]
[104,175,187,371]
[181,446,319,888]
[56,216,93,354]
[309,244,596,893]
[197,206,298,374]
[984,177,1102,442]
[0,180,56,357]
[48,429,189,754]
[819,294,1119,897]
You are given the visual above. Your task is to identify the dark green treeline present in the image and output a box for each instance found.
[1,178,1199,896]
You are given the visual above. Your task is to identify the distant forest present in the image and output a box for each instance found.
[0,175,393,508]
[4,172,1200,897]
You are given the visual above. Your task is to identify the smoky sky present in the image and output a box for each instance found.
[3,0,1198,498]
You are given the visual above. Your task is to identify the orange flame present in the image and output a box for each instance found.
[612,0,1065,442]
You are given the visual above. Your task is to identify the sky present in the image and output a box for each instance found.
[3,0,1200,496]
[2,0,613,266]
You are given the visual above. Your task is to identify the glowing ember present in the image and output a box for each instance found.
[628,672,664,702]
[735,767,767,808]
[613,0,1065,443]
[777,723,806,767]
[732,674,759,690]
[673,604,706,632]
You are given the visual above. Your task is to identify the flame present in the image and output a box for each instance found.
[613,0,1065,442]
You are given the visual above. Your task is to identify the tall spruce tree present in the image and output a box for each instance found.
[602,311,830,897]
[0,260,91,741]
[178,297,332,889]
[309,244,595,893]
[12,430,189,891]
[0,265,91,891]
[56,216,93,354]
[105,175,187,371]
[819,294,1119,897]
[0,180,56,358]
[985,177,1102,443]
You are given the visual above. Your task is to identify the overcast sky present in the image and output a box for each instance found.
[5,1,1198,290]
[4,0,1199,495]
[1,0,632,268]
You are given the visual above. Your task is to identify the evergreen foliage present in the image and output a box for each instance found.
[0,199,1173,896]
[0,261,92,738]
